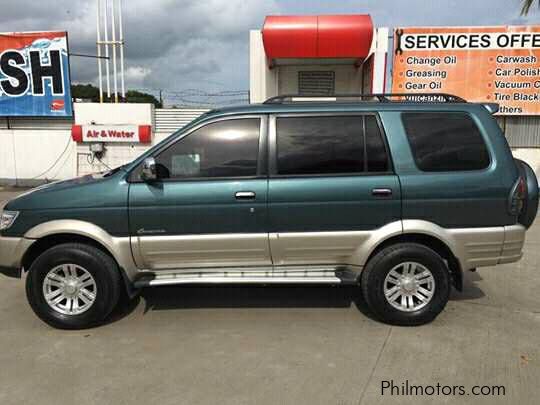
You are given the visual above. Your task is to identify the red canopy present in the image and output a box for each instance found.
[262,15,373,64]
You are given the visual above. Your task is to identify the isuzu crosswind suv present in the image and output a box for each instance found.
[0,93,537,329]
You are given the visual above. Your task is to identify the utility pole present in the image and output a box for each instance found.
[96,0,103,103]
[103,0,111,98]
[96,0,125,103]
[118,0,126,100]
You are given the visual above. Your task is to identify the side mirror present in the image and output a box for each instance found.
[141,157,157,181]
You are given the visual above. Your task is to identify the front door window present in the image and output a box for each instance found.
[154,118,261,179]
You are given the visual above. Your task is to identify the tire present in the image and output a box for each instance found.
[26,243,121,329]
[361,243,450,326]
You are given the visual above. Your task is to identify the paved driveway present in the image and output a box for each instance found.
[0,188,539,405]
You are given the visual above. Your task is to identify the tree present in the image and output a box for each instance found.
[71,84,162,107]
[71,84,99,100]
[521,0,538,15]
[125,90,162,107]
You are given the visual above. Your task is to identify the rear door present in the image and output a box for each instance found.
[267,113,401,267]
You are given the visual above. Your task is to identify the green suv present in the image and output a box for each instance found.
[1,94,537,329]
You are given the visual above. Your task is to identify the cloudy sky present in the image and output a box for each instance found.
[2,0,540,105]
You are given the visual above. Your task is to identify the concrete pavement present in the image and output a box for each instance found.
[0,188,539,405]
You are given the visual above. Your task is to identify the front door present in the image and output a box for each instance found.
[128,116,270,270]
[268,113,401,267]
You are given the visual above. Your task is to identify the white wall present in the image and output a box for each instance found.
[0,118,75,186]
[74,103,154,176]
[0,121,17,183]
[74,103,154,125]
[249,30,278,103]
[511,148,540,178]
[372,27,389,93]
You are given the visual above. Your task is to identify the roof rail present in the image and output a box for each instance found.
[263,93,467,104]
[483,103,500,114]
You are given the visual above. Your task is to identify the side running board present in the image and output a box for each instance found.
[134,270,358,288]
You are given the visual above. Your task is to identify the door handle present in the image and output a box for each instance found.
[235,191,256,200]
[372,188,392,197]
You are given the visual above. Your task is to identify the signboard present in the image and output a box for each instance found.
[392,26,540,115]
[72,124,152,143]
[83,125,139,143]
[0,31,72,117]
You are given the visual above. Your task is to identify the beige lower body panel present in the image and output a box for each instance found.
[498,225,526,264]
[0,236,35,269]
[133,233,272,270]
[402,220,526,270]
[129,221,526,281]
[268,222,403,267]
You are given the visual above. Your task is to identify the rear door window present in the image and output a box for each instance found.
[402,112,490,172]
[275,115,389,176]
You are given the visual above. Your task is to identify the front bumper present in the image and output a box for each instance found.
[0,235,35,278]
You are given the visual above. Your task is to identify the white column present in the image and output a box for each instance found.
[372,27,390,93]
[249,30,277,103]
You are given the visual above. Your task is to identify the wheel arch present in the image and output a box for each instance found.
[22,220,139,296]
[364,231,463,291]
[22,233,116,272]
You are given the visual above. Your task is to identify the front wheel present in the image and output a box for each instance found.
[26,243,121,329]
[361,243,451,326]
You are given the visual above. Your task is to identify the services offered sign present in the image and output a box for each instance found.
[392,26,540,115]
[0,31,72,117]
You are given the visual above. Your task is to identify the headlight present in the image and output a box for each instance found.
[0,211,19,231]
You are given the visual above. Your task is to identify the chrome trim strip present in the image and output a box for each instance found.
[135,272,342,287]
[137,264,350,275]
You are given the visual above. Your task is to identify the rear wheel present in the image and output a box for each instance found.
[361,243,450,326]
[26,243,121,329]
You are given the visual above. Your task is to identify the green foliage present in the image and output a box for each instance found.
[125,90,162,107]
[71,84,162,107]
[71,84,99,100]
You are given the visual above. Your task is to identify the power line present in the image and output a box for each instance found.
[128,87,250,107]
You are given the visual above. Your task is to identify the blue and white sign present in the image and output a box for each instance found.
[0,31,73,117]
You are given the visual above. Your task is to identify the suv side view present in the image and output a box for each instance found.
[0,93,538,329]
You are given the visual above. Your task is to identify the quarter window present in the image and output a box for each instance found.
[276,115,389,175]
[154,118,260,179]
[402,112,490,172]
